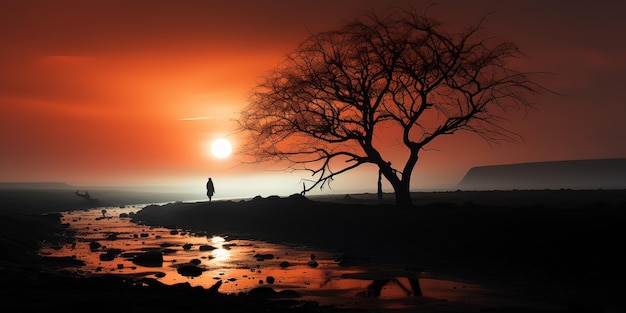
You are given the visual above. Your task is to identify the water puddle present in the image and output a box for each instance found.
[40,204,500,310]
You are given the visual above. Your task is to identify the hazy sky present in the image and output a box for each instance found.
[1,0,625,197]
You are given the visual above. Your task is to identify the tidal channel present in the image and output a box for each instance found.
[39,204,501,311]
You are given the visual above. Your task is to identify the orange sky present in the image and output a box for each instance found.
[1,0,625,198]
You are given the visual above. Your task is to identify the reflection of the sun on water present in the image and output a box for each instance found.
[211,247,230,262]
[210,235,225,245]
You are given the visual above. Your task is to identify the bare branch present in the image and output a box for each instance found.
[237,8,549,206]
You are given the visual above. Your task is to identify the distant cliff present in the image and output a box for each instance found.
[456,158,626,190]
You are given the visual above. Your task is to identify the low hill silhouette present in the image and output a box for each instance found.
[457,158,626,190]
[0,182,75,190]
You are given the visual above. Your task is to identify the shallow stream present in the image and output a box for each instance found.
[39,204,510,311]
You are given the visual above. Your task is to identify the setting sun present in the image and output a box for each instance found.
[211,138,233,159]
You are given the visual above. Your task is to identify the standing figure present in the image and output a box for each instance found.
[206,177,215,202]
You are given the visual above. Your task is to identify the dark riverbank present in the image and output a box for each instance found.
[0,208,366,313]
[1,189,624,312]
[132,191,625,306]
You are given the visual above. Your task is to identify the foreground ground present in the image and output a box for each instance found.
[1,189,624,312]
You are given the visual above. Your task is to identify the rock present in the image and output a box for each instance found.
[99,248,122,261]
[254,253,274,261]
[89,241,101,251]
[208,280,222,293]
[177,264,203,277]
[99,252,115,261]
[132,251,163,267]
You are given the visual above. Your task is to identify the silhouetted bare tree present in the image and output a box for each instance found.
[238,8,547,207]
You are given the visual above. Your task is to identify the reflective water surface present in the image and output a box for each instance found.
[40,205,507,310]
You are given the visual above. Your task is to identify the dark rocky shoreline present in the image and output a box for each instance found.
[0,211,367,312]
[1,190,624,312]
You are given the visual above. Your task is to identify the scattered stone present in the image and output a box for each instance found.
[99,248,122,261]
[99,252,115,261]
[89,241,101,251]
[254,253,274,261]
[199,245,216,251]
[177,264,203,277]
[132,251,163,267]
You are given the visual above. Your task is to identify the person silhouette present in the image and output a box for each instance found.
[206,177,215,202]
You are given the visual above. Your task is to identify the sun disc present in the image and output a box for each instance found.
[211,138,232,158]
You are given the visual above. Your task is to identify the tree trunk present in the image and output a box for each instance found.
[389,150,417,208]
[380,148,416,207]
[392,179,413,208]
